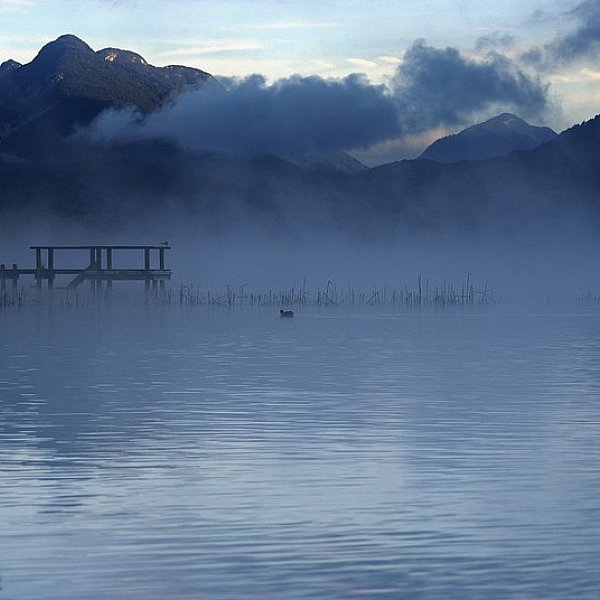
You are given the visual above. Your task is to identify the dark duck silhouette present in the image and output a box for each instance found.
[280,309,294,318]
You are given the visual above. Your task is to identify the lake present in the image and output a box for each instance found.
[1,301,600,599]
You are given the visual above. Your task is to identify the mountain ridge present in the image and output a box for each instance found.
[0,59,21,79]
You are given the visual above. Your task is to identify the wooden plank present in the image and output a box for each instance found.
[29,245,171,250]
[2,269,171,276]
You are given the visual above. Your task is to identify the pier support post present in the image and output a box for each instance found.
[12,264,18,289]
[35,248,42,289]
[159,249,165,292]
[47,248,54,290]
[144,248,151,292]
[106,248,113,291]
[95,248,102,291]
[89,249,95,292]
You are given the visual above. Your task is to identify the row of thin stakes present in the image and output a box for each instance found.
[176,275,493,307]
[0,289,26,308]
[1,275,493,309]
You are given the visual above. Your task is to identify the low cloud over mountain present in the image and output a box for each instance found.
[0,34,558,164]
[87,74,402,155]
[87,38,553,157]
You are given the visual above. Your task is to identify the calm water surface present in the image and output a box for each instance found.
[1,302,600,599]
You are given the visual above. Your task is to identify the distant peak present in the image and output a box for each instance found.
[493,112,518,120]
[28,34,96,72]
[420,112,557,163]
[49,34,93,51]
[0,59,21,76]
[487,113,525,126]
[97,48,149,67]
[1,59,22,69]
[33,34,95,62]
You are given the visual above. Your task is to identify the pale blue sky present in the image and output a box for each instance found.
[1,0,598,160]
[1,0,563,74]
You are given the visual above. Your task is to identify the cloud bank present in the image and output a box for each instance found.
[88,74,401,155]
[86,39,552,158]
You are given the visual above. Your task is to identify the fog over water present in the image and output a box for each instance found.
[2,212,600,301]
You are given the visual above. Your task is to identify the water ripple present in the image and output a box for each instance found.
[1,306,600,598]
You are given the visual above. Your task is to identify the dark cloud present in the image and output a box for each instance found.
[88,73,401,155]
[524,0,600,68]
[391,40,550,132]
[85,40,551,159]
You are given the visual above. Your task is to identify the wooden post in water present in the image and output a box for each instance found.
[144,247,151,292]
[106,248,113,291]
[0,264,5,291]
[159,248,165,291]
[35,248,42,289]
[89,248,95,292]
[12,264,18,289]
[95,247,102,292]
[47,248,54,290]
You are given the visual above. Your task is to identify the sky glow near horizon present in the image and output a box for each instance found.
[1,0,599,162]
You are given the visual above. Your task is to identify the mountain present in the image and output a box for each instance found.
[351,112,600,233]
[1,35,600,234]
[419,113,557,163]
[0,59,21,79]
[1,112,598,233]
[0,34,216,154]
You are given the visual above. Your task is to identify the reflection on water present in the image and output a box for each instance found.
[2,304,600,599]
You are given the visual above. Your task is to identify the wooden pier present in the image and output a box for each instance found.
[0,245,171,291]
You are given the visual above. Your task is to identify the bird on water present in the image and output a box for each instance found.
[280,309,294,318]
